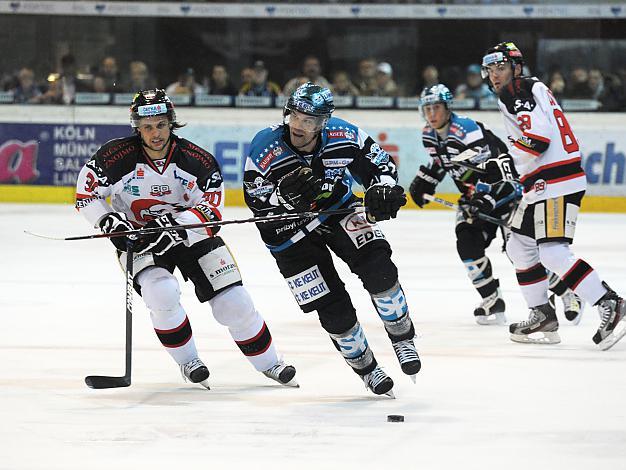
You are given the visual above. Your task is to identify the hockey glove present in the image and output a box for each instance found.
[364,183,407,223]
[465,193,496,219]
[481,153,518,184]
[99,212,134,252]
[409,165,443,208]
[134,213,188,256]
[277,167,322,212]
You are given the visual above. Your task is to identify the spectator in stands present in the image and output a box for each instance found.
[589,69,625,112]
[96,56,121,92]
[240,67,254,90]
[12,68,42,103]
[566,67,590,99]
[56,53,92,104]
[332,71,359,96]
[207,64,237,96]
[124,61,156,93]
[417,65,440,94]
[166,68,206,95]
[548,71,566,104]
[355,58,378,96]
[239,60,281,97]
[454,64,492,104]
[92,75,107,93]
[33,74,64,104]
[371,62,399,97]
[283,55,331,96]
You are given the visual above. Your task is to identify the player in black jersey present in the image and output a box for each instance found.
[409,84,583,326]
[76,89,297,388]
[243,82,419,397]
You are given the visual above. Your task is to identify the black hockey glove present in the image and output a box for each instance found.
[99,212,134,252]
[364,184,407,223]
[277,167,322,212]
[134,213,188,256]
[409,165,443,208]
[481,153,518,184]
[465,193,496,219]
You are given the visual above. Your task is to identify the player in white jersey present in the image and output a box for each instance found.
[479,42,625,350]
[75,89,297,388]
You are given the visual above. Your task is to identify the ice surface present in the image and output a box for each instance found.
[1,204,625,469]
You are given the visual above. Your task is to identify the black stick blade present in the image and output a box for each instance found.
[85,375,131,389]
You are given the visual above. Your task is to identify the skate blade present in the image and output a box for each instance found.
[385,390,396,399]
[510,331,561,344]
[475,312,507,326]
[409,374,416,384]
[597,319,626,351]
[283,378,300,388]
[198,379,211,390]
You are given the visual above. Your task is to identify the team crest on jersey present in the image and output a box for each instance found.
[365,143,389,166]
[244,177,274,200]
[131,200,185,222]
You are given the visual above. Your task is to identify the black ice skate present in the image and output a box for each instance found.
[361,366,395,398]
[262,360,299,387]
[509,301,560,344]
[392,337,421,382]
[592,283,626,351]
[180,358,210,389]
[474,287,506,326]
[550,289,584,325]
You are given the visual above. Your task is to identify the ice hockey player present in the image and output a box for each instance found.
[409,83,583,326]
[243,82,419,397]
[75,89,297,388]
[480,42,626,349]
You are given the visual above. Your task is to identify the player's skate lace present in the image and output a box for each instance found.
[516,308,541,328]
[262,360,298,386]
[362,365,394,397]
[392,339,421,376]
[180,358,210,388]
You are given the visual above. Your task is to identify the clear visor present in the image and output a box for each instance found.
[481,52,507,79]
[285,110,327,133]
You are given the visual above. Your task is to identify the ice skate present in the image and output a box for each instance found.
[550,289,584,325]
[180,358,210,389]
[361,365,395,398]
[474,287,506,326]
[391,337,421,382]
[509,301,560,344]
[262,360,299,387]
[593,283,626,351]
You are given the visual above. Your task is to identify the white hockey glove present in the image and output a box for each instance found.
[99,212,134,251]
[134,213,188,256]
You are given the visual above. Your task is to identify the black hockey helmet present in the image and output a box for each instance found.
[284,82,335,118]
[130,89,177,129]
[481,42,525,80]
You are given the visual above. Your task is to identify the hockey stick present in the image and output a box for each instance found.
[84,239,134,389]
[25,206,362,242]
[449,159,486,174]
[422,194,508,227]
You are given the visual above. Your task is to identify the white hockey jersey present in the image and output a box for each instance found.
[498,77,586,202]
[75,134,224,246]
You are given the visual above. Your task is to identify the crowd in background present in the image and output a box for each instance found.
[2,52,626,111]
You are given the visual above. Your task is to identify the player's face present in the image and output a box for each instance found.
[137,116,171,158]
[485,62,513,93]
[422,103,450,129]
[287,110,324,151]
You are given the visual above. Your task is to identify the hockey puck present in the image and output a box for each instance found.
[387,414,404,422]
